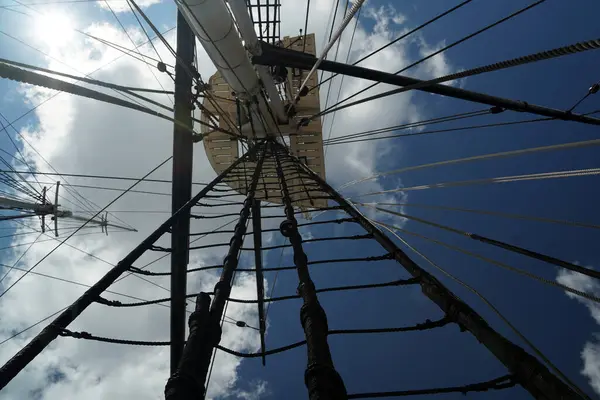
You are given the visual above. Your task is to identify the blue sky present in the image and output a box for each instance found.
[1,0,600,399]
[237,1,600,398]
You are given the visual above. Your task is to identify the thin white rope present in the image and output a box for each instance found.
[357,167,600,198]
[339,137,600,190]
[356,201,600,230]
[293,0,365,105]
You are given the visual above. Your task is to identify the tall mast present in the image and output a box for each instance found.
[169,11,196,374]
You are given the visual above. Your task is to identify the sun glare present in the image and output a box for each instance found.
[35,12,75,46]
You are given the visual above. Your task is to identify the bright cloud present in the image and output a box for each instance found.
[97,0,163,13]
[556,267,600,394]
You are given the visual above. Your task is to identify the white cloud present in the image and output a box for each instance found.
[582,343,600,395]
[556,267,600,394]
[97,0,163,13]
[414,37,452,80]
[0,1,457,399]
[232,380,268,400]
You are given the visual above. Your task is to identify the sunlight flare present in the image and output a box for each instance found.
[34,11,75,47]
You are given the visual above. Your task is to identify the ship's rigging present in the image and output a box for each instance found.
[0,0,599,399]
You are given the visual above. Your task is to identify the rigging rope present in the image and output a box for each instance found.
[0,62,182,129]
[310,0,474,94]
[0,24,178,226]
[0,307,66,347]
[131,253,394,276]
[0,217,241,348]
[301,0,310,54]
[363,201,600,230]
[0,156,172,300]
[324,117,550,146]
[0,26,176,140]
[318,0,344,112]
[0,233,43,286]
[310,0,544,121]
[0,21,181,227]
[97,277,419,307]
[375,220,600,304]
[292,0,365,106]
[361,204,600,282]
[323,5,361,160]
[569,82,599,112]
[347,375,516,398]
[56,316,450,351]
[0,58,173,112]
[264,237,287,320]
[336,137,600,190]
[10,212,169,295]
[0,132,43,200]
[0,61,243,138]
[125,0,164,63]
[373,220,592,400]
[114,218,239,288]
[0,169,217,186]
[318,37,600,119]
[324,109,490,145]
[357,168,600,197]
[0,118,45,199]
[2,263,188,315]
[0,14,162,112]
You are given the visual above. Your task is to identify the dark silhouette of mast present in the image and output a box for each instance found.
[169,11,196,374]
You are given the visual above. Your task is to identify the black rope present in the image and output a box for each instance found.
[569,82,599,112]
[328,316,449,335]
[58,328,170,346]
[253,253,395,272]
[219,316,451,358]
[188,243,240,251]
[129,253,395,276]
[57,316,450,355]
[318,0,340,92]
[301,0,311,54]
[189,229,237,237]
[286,182,322,190]
[259,217,357,233]
[311,1,544,121]
[203,193,243,198]
[191,213,241,219]
[347,375,517,398]
[0,61,225,136]
[319,36,600,121]
[322,3,361,160]
[96,276,417,307]
[324,109,490,144]
[120,218,240,280]
[309,0,474,94]
[284,194,331,201]
[0,169,219,187]
[0,157,173,300]
[325,117,551,146]
[195,202,243,208]
[208,187,238,193]
[149,245,172,252]
[371,205,600,281]
[240,234,374,250]
[238,277,420,304]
